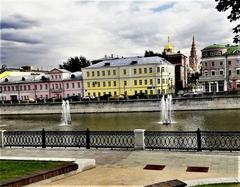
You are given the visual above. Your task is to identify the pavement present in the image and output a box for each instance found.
[0,148,240,186]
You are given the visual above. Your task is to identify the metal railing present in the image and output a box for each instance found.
[2,129,240,151]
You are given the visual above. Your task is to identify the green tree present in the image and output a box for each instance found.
[215,0,240,44]
[59,56,91,72]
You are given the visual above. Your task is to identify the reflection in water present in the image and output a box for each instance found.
[0,110,240,131]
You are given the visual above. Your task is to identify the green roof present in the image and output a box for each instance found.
[226,45,240,55]
[203,44,226,50]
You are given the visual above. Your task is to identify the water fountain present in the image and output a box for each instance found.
[61,100,71,125]
[160,94,173,125]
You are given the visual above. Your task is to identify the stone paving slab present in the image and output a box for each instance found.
[0,148,239,186]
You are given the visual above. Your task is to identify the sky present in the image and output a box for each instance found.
[0,0,236,70]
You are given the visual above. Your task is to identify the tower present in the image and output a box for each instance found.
[189,34,198,71]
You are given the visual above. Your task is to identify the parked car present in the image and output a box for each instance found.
[99,94,112,101]
[81,96,95,101]
[110,94,125,100]
[183,91,198,97]
[129,93,147,100]
[22,98,35,103]
[36,97,45,103]
[65,95,81,101]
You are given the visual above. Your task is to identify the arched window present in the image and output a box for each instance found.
[4,78,8,82]
[22,77,25,81]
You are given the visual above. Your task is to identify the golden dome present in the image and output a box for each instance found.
[163,36,174,54]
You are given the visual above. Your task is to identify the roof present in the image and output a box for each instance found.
[202,44,226,50]
[49,68,71,73]
[226,45,240,55]
[83,56,173,69]
[0,73,47,84]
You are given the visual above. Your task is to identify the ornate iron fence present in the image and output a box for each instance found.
[145,131,198,150]
[89,131,134,148]
[2,129,240,151]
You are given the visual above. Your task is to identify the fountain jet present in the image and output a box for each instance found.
[160,94,173,125]
[62,100,71,125]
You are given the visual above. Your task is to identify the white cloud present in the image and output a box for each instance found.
[0,0,236,69]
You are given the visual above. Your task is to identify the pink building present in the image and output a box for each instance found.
[0,68,83,102]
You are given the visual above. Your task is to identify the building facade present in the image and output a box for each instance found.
[0,68,83,101]
[162,37,188,92]
[199,44,240,92]
[82,56,175,97]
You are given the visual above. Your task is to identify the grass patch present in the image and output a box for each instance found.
[0,160,67,181]
[195,183,240,187]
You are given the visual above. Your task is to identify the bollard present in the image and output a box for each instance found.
[0,130,6,148]
[134,129,145,150]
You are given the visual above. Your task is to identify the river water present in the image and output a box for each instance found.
[0,110,240,131]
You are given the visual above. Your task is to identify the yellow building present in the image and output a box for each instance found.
[82,56,175,97]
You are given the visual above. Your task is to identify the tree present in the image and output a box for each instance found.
[215,0,240,44]
[59,56,91,72]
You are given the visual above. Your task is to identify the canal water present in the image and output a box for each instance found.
[0,110,240,131]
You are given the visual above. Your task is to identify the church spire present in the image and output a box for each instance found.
[189,34,198,72]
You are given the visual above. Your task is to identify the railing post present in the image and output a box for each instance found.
[134,129,145,150]
[0,130,6,148]
[42,128,46,148]
[86,128,90,149]
[197,128,202,152]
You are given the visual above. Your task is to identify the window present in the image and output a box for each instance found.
[134,69,137,74]
[92,82,95,87]
[87,72,90,77]
[97,71,100,76]
[45,84,48,89]
[103,82,106,87]
[97,82,100,87]
[114,91,117,96]
[102,71,105,76]
[108,81,111,87]
[211,71,215,76]
[40,84,42,90]
[66,83,69,89]
[212,61,215,66]
[24,85,26,90]
[78,82,81,88]
[55,75,58,79]
[220,61,223,66]
[157,67,160,72]
[52,75,54,79]
[149,67,153,73]
[108,70,111,76]
[56,84,58,89]
[134,80,137,85]
[72,83,75,88]
[92,71,95,77]
[161,67,164,72]
[124,81,127,86]
[205,62,207,67]
[59,75,61,79]
[123,69,127,75]
[162,79,165,84]
[113,70,116,75]
[113,81,117,87]
[157,79,160,84]
[35,85,37,90]
[87,82,90,87]
[220,70,224,75]
[205,71,208,77]
[139,68,142,74]
[237,70,240,75]
[139,80,142,85]
[52,84,54,89]
[144,80,147,85]
[150,79,153,85]
[229,70,232,76]
[228,61,231,65]
[135,91,137,94]
[144,68,147,73]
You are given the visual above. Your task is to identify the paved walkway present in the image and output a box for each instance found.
[1,148,239,186]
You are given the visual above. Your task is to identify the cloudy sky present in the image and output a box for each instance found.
[0,0,236,70]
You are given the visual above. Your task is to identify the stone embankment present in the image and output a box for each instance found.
[0,96,240,115]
